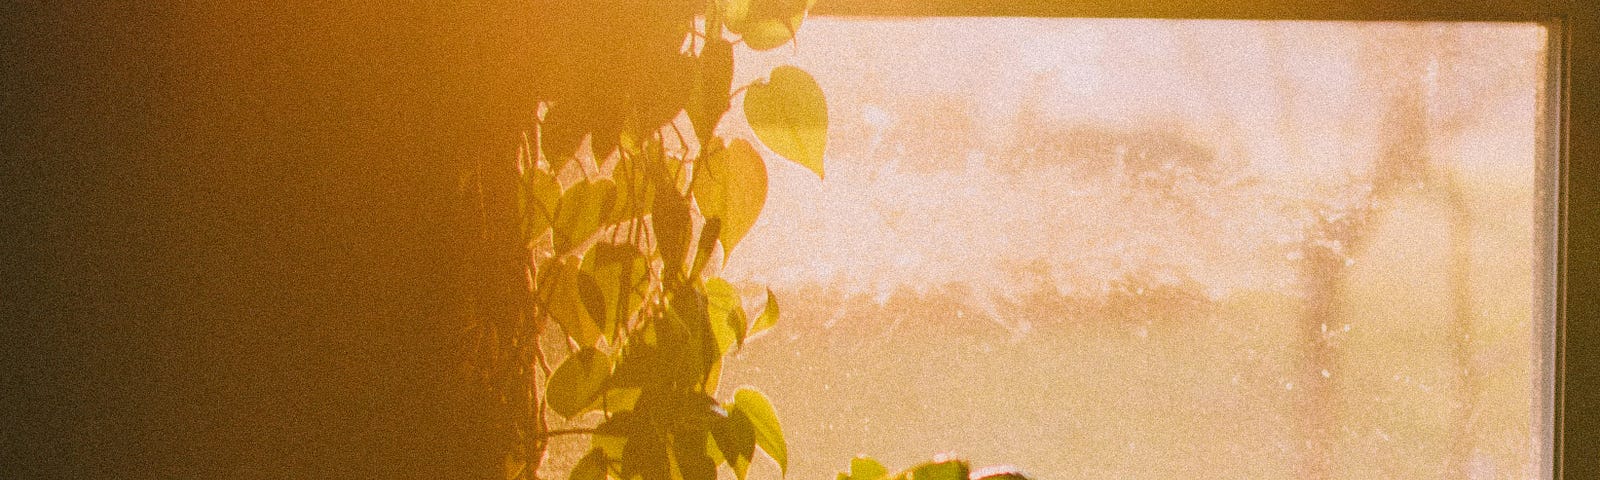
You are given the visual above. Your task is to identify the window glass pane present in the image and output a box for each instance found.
[710,19,1550,480]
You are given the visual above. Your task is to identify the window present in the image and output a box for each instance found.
[696,6,1571,480]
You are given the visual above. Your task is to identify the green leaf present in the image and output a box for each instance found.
[554,179,621,254]
[726,0,816,51]
[704,278,748,355]
[744,66,827,179]
[539,257,603,348]
[712,405,757,480]
[580,243,650,342]
[693,138,769,260]
[907,461,969,480]
[751,288,779,335]
[850,456,889,480]
[522,166,560,240]
[653,182,693,283]
[671,429,717,480]
[690,38,735,142]
[732,387,786,475]
[546,348,613,419]
[572,449,610,480]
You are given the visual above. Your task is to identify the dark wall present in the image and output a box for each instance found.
[5,3,538,477]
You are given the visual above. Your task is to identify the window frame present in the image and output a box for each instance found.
[809,1,1593,478]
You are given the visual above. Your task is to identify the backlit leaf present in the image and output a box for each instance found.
[850,456,888,480]
[751,288,779,335]
[539,257,603,348]
[726,0,816,51]
[572,449,609,480]
[653,182,693,282]
[744,66,827,179]
[580,243,650,342]
[907,461,969,480]
[554,179,621,254]
[693,138,768,260]
[547,348,613,419]
[690,38,735,142]
[712,404,757,480]
[704,278,747,356]
[732,387,786,475]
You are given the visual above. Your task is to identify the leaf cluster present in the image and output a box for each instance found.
[514,1,828,480]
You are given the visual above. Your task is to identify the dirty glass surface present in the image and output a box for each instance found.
[620,19,1553,480]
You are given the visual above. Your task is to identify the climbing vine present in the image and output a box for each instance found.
[505,1,826,479]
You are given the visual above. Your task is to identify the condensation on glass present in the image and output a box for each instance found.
[706,18,1554,480]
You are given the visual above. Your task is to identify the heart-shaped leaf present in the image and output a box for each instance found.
[743,66,827,179]
[693,138,769,260]
[547,348,613,419]
[731,387,786,475]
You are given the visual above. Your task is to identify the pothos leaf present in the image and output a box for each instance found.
[554,179,621,254]
[906,460,969,480]
[653,182,693,283]
[538,257,602,348]
[546,348,613,419]
[571,449,610,480]
[725,0,817,51]
[580,243,650,343]
[751,288,779,336]
[731,387,787,475]
[744,66,827,180]
[693,138,768,261]
[690,38,735,143]
[849,456,889,480]
[712,404,757,480]
[703,277,748,355]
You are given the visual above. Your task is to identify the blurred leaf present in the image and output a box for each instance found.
[555,179,621,254]
[580,243,650,342]
[691,217,722,281]
[850,457,888,480]
[744,66,827,179]
[751,288,779,336]
[523,166,560,240]
[732,387,786,474]
[547,348,613,419]
[906,461,968,480]
[693,138,769,260]
[703,356,724,395]
[704,278,747,355]
[726,0,816,51]
[539,257,603,347]
[603,386,643,413]
[621,425,670,480]
[712,404,756,480]
[690,38,735,142]
[653,183,693,283]
[572,449,610,480]
[671,429,718,480]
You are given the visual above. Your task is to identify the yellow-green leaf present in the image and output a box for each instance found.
[744,66,827,179]
[726,0,816,51]
[572,449,609,480]
[732,387,786,475]
[580,243,650,342]
[653,182,693,282]
[751,288,779,336]
[693,138,768,260]
[850,457,888,480]
[554,179,621,254]
[547,348,613,419]
[690,38,735,142]
[539,257,603,348]
[712,404,757,480]
[704,278,747,355]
